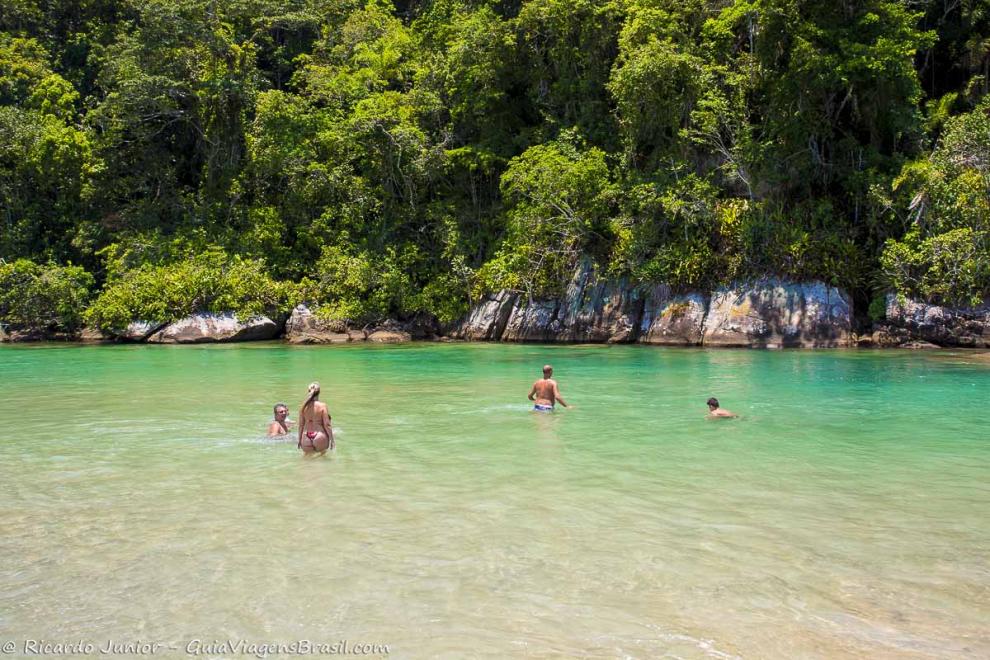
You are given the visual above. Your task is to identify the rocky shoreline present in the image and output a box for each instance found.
[2,263,988,349]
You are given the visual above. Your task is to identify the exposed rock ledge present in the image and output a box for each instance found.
[0,325,91,342]
[449,261,852,348]
[875,295,990,348]
[283,305,414,344]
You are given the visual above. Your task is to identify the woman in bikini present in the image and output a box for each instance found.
[297,382,334,455]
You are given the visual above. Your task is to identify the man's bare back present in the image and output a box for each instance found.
[528,365,569,411]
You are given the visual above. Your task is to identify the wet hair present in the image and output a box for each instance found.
[273,402,288,415]
[707,397,719,408]
[543,364,553,376]
[300,382,320,418]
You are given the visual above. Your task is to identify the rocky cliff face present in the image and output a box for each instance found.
[447,290,519,341]
[554,267,642,343]
[466,262,644,344]
[879,295,990,348]
[637,286,708,345]
[449,263,853,348]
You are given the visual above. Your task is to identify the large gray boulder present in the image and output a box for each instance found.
[367,329,412,343]
[365,319,411,343]
[447,290,519,340]
[115,320,166,342]
[283,304,363,344]
[883,295,990,348]
[78,326,111,342]
[147,312,280,343]
[638,286,708,346]
[703,280,852,348]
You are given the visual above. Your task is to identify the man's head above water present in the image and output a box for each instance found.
[543,364,553,378]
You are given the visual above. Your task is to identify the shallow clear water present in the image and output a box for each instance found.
[0,343,988,658]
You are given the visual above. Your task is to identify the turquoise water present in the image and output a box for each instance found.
[0,343,988,658]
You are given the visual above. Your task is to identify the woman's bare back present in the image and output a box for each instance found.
[299,401,334,454]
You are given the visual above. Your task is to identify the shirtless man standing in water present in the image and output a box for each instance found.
[528,364,570,412]
[298,382,334,455]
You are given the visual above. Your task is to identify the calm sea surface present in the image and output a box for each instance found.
[0,343,988,658]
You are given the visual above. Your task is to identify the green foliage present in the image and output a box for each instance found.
[882,99,990,305]
[611,184,864,291]
[0,35,52,105]
[868,294,887,322]
[0,106,97,263]
[485,133,615,296]
[609,173,720,288]
[410,271,470,324]
[608,1,709,167]
[881,228,989,307]
[0,258,94,332]
[84,248,294,330]
[307,242,470,326]
[308,243,412,324]
[745,1,932,192]
[414,3,518,151]
[515,0,624,146]
[3,0,990,329]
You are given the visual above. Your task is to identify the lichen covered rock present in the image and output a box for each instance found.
[451,269,853,348]
[147,313,280,343]
[703,280,851,348]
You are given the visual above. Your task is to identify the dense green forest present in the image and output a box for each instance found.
[1,0,989,334]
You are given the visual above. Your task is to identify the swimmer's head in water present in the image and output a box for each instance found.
[543,364,553,377]
[273,402,288,417]
[707,397,719,409]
